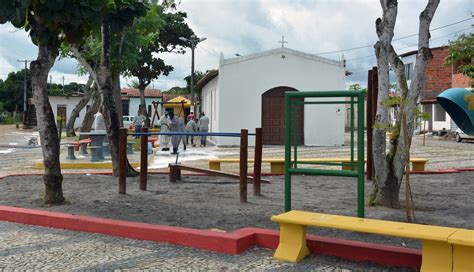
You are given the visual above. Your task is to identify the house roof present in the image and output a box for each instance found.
[195,69,219,91]
[220,47,343,68]
[121,88,162,98]
[399,45,448,58]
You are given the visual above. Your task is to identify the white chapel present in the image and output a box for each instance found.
[196,46,347,146]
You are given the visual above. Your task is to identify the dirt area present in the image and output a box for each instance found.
[1,171,472,250]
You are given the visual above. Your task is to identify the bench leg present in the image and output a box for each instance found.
[209,162,221,171]
[452,244,474,272]
[271,162,284,174]
[412,162,426,171]
[420,240,452,272]
[170,166,178,183]
[273,223,309,262]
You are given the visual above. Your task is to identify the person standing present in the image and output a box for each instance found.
[197,112,210,147]
[158,111,171,151]
[185,118,197,147]
[187,111,195,122]
[168,111,185,154]
[93,105,106,132]
[134,109,145,139]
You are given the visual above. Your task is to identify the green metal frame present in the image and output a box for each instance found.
[284,90,365,218]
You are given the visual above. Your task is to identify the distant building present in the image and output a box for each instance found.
[120,88,162,118]
[196,47,347,146]
[400,46,471,132]
[47,95,91,129]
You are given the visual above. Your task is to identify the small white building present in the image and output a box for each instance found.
[48,95,91,128]
[121,88,163,126]
[197,47,347,146]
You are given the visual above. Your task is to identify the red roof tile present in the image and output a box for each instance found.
[121,88,162,98]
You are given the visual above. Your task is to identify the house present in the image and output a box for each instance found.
[43,88,163,130]
[48,94,92,129]
[121,88,162,126]
[400,46,471,132]
[196,47,347,146]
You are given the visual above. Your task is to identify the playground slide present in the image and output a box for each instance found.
[437,88,474,135]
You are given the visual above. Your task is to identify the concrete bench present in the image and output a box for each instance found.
[66,144,76,160]
[271,210,473,271]
[71,138,92,153]
[209,158,429,174]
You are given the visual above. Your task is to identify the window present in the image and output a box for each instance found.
[404,63,413,80]
[434,104,446,122]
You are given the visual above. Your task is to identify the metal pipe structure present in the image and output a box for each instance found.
[284,90,366,218]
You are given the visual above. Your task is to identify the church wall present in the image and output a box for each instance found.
[201,76,219,143]
[216,50,346,146]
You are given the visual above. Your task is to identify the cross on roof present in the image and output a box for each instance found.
[278,36,288,48]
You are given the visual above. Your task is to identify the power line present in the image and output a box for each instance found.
[346,27,472,62]
[314,17,472,56]
[199,44,220,58]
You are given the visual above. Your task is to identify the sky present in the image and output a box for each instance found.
[0,0,472,91]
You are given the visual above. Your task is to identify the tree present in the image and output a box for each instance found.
[65,76,94,136]
[0,0,108,204]
[97,1,148,176]
[372,0,439,208]
[0,69,32,113]
[125,4,193,126]
[445,33,473,87]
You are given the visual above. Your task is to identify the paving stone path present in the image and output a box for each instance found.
[0,221,402,271]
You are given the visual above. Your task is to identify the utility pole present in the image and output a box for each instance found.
[179,35,207,113]
[17,59,32,127]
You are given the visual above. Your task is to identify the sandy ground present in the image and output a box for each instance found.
[1,171,472,250]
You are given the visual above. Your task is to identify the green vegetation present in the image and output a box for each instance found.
[445,33,473,87]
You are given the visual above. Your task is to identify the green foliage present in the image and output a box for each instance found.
[184,71,204,93]
[0,68,86,111]
[125,3,193,90]
[0,69,31,113]
[368,190,379,206]
[445,33,473,85]
[348,83,368,95]
[164,86,187,94]
[0,0,112,49]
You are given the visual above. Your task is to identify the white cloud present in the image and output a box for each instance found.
[0,0,472,90]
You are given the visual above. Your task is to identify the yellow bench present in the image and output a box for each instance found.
[209,158,428,174]
[271,210,474,271]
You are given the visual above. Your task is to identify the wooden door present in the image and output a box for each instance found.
[262,87,304,145]
[57,105,67,126]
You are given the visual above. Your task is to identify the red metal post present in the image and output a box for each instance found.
[253,128,262,196]
[140,127,148,190]
[119,128,127,194]
[240,129,248,203]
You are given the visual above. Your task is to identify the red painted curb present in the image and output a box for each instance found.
[0,205,421,268]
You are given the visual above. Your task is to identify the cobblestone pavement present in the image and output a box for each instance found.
[0,221,401,271]
[0,125,469,270]
[0,125,473,177]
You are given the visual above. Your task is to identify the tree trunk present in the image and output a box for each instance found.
[373,0,439,208]
[80,86,101,133]
[31,42,65,205]
[99,20,121,176]
[112,72,123,126]
[66,76,94,136]
[139,80,151,127]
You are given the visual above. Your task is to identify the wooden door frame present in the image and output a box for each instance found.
[261,86,304,145]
